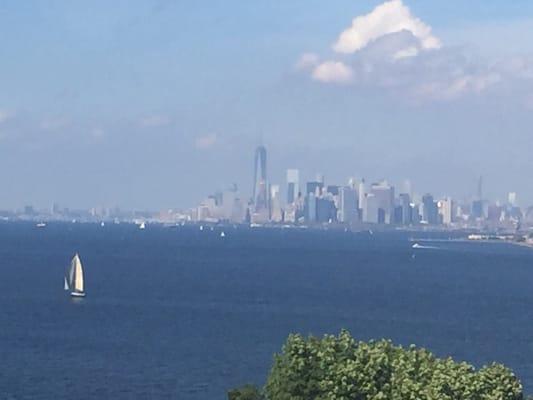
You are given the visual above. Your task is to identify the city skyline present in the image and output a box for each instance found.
[8,148,529,230]
[191,145,529,228]
[3,143,527,214]
[2,0,533,209]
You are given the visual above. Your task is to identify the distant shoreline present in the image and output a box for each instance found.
[2,219,532,248]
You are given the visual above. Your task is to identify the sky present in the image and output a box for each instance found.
[1,0,533,210]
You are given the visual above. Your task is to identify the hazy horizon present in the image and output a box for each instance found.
[2,0,533,210]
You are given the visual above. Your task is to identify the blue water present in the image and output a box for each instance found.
[1,222,533,399]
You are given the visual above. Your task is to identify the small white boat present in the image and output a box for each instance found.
[199,225,204,231]
[412,243,422,249]
[139,222,146,230]
[65,253,85,298]
[220,231,226,238]
[36,222,46,228]
[100,221,105,227]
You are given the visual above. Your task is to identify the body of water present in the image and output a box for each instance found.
[1,222,533,399]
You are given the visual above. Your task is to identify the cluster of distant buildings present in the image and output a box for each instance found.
[4,145,532,232]
[193,146,533,231]
[0,204,153,224]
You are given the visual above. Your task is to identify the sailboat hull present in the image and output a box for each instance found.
[70,291,86,298]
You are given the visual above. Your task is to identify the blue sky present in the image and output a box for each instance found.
[1,1,533,209]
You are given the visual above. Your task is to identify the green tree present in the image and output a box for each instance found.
[228,384,264,400]
[261,330,523,400]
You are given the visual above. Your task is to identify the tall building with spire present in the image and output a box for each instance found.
[252,145,269,222]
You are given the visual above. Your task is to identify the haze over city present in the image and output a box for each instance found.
[2,0,533,210]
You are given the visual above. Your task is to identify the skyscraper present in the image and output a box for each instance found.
[306,192,317,223]
[508,192,517,207]
[370,181,395,224]
[316,197,336,223]
[422,193,439,224]
[439,197,454,225]
[363,193,379,223]
[358,179,366,216]
[252,145,268,214]
[339,186,358,224]
[270,184,283,222]
[286,169,299,205]
[221,189,236,221]
[398,193,412,225]
[306,181,324,197]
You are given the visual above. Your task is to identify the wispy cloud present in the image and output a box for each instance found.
[414,72,501,101]
[312,61,354,84]
[195,133,217,149]
[295,53,320,70]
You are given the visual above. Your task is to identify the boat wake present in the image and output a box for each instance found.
[411,243,439,250]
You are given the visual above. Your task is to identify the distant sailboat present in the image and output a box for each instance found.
[220,231,226,238]
[139,222,146,230]
[65,253,85,297]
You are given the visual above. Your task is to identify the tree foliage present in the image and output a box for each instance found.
[262,330,523,400]
[228,384,264,400]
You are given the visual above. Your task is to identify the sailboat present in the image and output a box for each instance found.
[65,253,86,297]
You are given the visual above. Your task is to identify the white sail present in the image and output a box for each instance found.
[68,254,85,294]
[69,259,75,287]
[64,276,69,291]
[74,255,84,292]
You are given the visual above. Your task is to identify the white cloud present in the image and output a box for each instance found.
[312,61,354,84]
[393,46,419,60]
[140,115,171,128]
[195,133,217,149]
[333,0,440,55]
[295,0,533,104]
[295,53,320,70]
[414,72,501,101]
